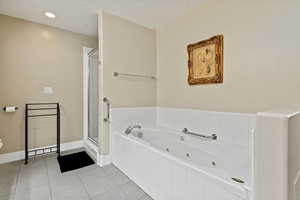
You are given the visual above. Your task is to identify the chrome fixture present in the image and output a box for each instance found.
[88,48,99,56]
[103,97,110,123]
[124,125,142,135]
[182,128,217,140]
[232,177,245,184]
[113,72,156,80]
[45,12,56,19]
[0,138,3,150]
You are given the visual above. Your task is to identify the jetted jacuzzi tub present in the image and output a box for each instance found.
[112,128,253,200]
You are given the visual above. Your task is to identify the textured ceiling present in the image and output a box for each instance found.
[0,0,203,36]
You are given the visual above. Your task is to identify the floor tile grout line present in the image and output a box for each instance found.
[1,158,153,200]
[45,156,54,200]
[79,166,129,199]
[77,174,93,200]
[115,177,153,200]
[115,178,137,200]
[11,161,22,200]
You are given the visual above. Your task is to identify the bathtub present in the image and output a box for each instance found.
[112,128,252,200]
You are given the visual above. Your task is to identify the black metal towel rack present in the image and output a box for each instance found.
[25,103,60,164]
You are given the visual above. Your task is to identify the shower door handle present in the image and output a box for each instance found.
[103,97,110,123]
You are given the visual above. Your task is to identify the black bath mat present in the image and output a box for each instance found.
[57,151,95,173]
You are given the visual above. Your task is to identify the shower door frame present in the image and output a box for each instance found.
[83,47,100,163]
[83,42,111,167]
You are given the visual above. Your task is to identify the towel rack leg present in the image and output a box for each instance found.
[25,104,28,164]
[57,103,60,156]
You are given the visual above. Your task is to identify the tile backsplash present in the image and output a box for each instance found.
[110,106,256,147]
[157,107,256,147]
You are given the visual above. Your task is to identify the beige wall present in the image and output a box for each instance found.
[102,12,157,108]
[98,12,157,154]
[157,0,300,113]
[0,14,97,154]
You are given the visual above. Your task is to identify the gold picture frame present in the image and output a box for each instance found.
[187,35,223,85]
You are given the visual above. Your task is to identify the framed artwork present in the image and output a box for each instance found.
[187,35,223,85]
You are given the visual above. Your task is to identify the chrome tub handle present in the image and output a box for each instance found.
[103,97,110,122]
[182,128,217,140]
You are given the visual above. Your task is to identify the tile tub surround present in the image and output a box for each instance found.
[110,107,256,148]
[110,106,256,198]
[157,107,256,190]
[0,149,153,200]
[157,107,256,147]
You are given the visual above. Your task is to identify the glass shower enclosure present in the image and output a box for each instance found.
[87,48,99,144]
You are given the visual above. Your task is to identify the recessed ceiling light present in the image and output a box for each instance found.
[45,12,56,19]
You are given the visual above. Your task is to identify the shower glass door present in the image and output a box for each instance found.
[88,49,99,144]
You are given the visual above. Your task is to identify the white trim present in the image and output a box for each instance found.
[0,151,23,164]
[98,11,105,155]
[257,111,300,119]
[98,154,111,167]
[157,106,256,117]
[83,47,93,141]
[60,140,83,151]
[289,110,300,118]
[83,47,102,166]
[251,128,255,200]
[293,169,300,200]
[257,106,300,119]
[257,112,289,119]
[83,139,99,161]
[0,140,83,164]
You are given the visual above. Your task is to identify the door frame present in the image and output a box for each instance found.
[83,47,93,143]
[82,47,99,162]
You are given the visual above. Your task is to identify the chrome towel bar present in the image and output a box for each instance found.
[113,72,156,80]
[182,128,217,140]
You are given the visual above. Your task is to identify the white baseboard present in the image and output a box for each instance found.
[83,139,98,161]
[0,140,83,164]
[0,151,24,164]
[97,154,111,167]
[60,140,83,151]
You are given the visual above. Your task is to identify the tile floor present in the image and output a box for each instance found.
[0,150,153,200]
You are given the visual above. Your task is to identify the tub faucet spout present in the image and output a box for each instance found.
[125,125,142,135]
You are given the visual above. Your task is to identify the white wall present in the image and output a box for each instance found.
[255,107,300,200]
[288,113,300,200]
